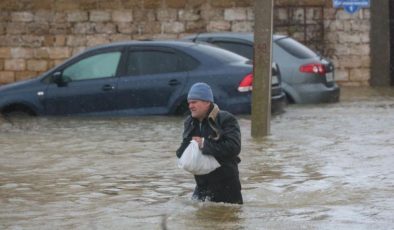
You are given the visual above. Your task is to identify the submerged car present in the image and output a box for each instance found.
[184,32,340,104]
[0,40,285,116]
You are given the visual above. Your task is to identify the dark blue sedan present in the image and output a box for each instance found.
[0,40,285,116]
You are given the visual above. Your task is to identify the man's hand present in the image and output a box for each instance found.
[192,136,204,149]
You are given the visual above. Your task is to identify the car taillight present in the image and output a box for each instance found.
[238,73,253,92]
[299,63,326,76]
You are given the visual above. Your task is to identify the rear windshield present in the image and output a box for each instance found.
[275,37,317,59]
[190,43,249,64]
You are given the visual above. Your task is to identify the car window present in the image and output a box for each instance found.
[127,50,181,76]
[190,44,249,64]
[275,37,317,59]
[63,52,121,81]
[212,41,253,60]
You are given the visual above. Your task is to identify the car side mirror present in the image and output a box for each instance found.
[52,72,67,87]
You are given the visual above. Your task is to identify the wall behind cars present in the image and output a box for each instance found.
[0,0,371,86]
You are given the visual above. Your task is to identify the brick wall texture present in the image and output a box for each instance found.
[0,0,370,86]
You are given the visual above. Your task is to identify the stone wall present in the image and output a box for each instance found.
[0,0,371,86]
[324,9,371,86]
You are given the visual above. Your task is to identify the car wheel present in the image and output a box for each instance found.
[284,93,294,105]
[2,105,36,118]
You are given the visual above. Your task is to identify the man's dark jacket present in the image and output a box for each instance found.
[176,104,242,204]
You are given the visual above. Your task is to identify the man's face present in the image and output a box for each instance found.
[188,100,211,121]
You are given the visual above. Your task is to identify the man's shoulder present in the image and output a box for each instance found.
[218,110,236,119]
[217,110,238,125]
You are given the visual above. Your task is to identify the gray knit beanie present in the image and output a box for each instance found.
[187,82,214,102]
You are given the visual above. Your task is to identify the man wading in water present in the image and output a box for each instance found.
[176,82,243,204]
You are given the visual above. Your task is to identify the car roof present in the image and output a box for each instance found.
[84,39,200,52]
[184,32,286,42]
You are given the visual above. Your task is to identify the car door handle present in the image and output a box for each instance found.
[102,84,115,91]
[168,79,181,86]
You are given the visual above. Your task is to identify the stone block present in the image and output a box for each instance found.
[0,48,11,58]
[53,12,67,23]
[67,35,87,47]
[11,48,34,59]
[71,47,86,56]
[162,22,185,33]
[67,11,89,22]
[235,0,252,7]
[292,8,304,22]
[246,7,254,20]
[97,1,121,10]
[90,11,111,22]
[336,10,354,20]
[0,71,15,84]
[28,22,50,35]
[201,6,224,21]
[349,68,370,81]
[95,23,117,34]
[275,8,288,21]
[48,47,71,59]
[0,12,10,22]
[43,35,67,46]
[0,59,3,70]
[167,0,186,8]
[30,0,54,10]
[350,20,370,32]
[11,12,34,22]
[178,9,201,21]
[86,35,110,47]
[157,9,178,21]
[361,9,370,19]
[6,23,27,35]
[15,71,38,82]
[34,48,49,59]
[351,44,370,56]
[337,32,362,43]
[224,8,247,21]
[231,21,253,32]
[54,35,67,46]
[143,0,161,9]
[0,23,5,35]
[73,23,95,34]
[27,60,48,71]
[112,11,133,22]
[54,1,80,11]
[117,22,139,34]
[333,69,349,81]
[5,59,26,71]
[139,22,161,34]
[49,23,70,34]
[211,0,235,8]
[133,9,156,22]
[110,34,132,42]
[185,21,206,33]
[338,55,369,68]
[207,21,231,32]
[152,34,178,40]
[332,44,350,56]
[34,11,55,22]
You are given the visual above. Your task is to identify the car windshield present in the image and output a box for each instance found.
[275,37,317,59]
[190,44,249,64]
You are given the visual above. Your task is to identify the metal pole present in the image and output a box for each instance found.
[251,0,273,137]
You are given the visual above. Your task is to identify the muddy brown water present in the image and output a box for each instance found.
[1,87,393,229]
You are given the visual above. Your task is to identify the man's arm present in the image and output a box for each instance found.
[202,113,241,159]
[176,117,193,158]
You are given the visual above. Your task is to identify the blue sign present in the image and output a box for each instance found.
[333,0,370,14]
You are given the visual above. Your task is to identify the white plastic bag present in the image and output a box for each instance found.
[178,140,220,175]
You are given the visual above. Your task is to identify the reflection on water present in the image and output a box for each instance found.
[1,87,394,229]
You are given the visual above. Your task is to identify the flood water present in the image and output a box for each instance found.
[1,87,393,230]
